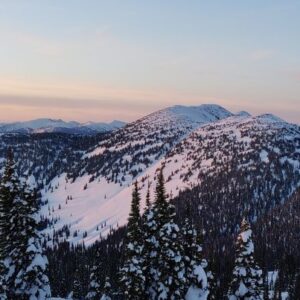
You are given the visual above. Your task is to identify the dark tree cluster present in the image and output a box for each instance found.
[0,132,109,189]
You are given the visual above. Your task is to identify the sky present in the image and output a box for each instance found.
[0,1,299,124]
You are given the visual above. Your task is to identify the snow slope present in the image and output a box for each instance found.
[67,104,232,190]
[40,106,300,247]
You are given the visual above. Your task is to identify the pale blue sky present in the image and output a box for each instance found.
[0,1,299,123]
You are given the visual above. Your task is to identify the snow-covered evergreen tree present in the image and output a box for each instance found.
[86,266,101,299]
[144,169,186,299]
[120,181,145,299]
[142,170,167,298]
[15,236,51,300]
[181,210,209,300]
[14,188,51,299]
[0,149,20,297]
[206,270,217,300]
[141,184,158,299]
[9,186,32,291]
[0,150,51,299]
[100,276,112,300]
[86,248,103,300]
[156,203,186,299]
[227,218,263,300]
[72,268,83,300]
[152,170,170,229]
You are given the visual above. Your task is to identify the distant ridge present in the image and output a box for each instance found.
[0,118,126,134]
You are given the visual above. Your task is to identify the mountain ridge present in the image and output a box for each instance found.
[37,104,300,246]
[0,104,297,247]
[0,118,126,134]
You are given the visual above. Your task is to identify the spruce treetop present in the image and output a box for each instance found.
[145,182,151,209]
[127,181,141,243]
[228,218,263,300]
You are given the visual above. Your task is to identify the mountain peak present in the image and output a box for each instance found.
[235,111,251,117]
[256,113,286,123]
[162,104,233,124]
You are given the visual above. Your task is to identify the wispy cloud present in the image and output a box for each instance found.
[0,94,156,122]
[0,76,223,107]
[0,76,232,122]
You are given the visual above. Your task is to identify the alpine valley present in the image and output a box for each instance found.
[1,104,300,299]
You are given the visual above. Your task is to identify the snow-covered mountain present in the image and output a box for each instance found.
[0,104,298,247]
[37,105,300,246]
[74,104,232,182]
[0,118,79,133]
[0,118,126,134]
[82,120,126,132]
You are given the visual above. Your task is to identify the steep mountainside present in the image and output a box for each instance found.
[162,113,299,199]
[40,108,300,246]
[254,186,300,267]
[70,104,232,183]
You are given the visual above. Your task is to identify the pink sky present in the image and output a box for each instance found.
[0,2,299,124]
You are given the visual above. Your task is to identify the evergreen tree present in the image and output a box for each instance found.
[86,266,102,300]
[145,183,151,208]
[86,248,103,300]
[0,149,20,296]
[100,276,112,300]
[9,186,34,294]
[120,181,145,299]
[143,169,168,298]
[14,187,51,299]
[73,268,83,300]
[152,170,170,229]
[227,218,263,300]
[0,150,51,299]
[146,169,186,299]
[141,184,158,299]
[207,271,217,300]
[15,236,51,299]
[156,203,186,299]
[181,206,208,299]
[273,270,283,300]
